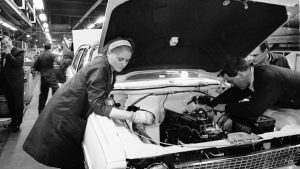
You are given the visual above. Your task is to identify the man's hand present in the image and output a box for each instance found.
[132,110,155,125]
[204,104,226,112]
[213,104,226,112]
[3,46,12,55]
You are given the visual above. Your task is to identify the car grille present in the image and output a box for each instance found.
[174,145,300,169]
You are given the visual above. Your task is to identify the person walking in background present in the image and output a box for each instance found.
[248,41,290,68]
[23,37,154,169]
[59,42,74,83]
[0,35,24,132]
[33,43,60,114]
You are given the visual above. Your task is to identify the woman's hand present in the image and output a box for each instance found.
[132,110,155,125]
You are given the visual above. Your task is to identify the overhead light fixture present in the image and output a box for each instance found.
[39,13,47,22]
[0,19,17,31]
[95,16,105,24]
[222,0,248,9]
[43,23,49,28]
[45,32,52,42]
[86,16,105,29]
[223,0,230,6]
[34,0,44,10]
[87,23,95,29]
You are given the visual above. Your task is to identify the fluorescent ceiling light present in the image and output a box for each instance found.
[34,0,44,10]
[43,23,49,28]
[87,23,95,29]
[95,16,105,24]
[0,20,17,31]
[39,13,47,21]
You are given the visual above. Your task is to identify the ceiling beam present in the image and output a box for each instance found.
[47,0,95,5]
[47,13,94,18]
[250,0,299,7]
[72,0,104,30]
[268,35,300,44]
[2,0,32,27]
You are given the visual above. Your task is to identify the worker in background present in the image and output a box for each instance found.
[0,35,24,132]
[23,37,155,169]
[208,57,300,118]
[248,41,290,68]
[59,42,74,83]
[33,43,60,114]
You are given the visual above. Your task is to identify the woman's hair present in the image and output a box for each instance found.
[101,37,135,56]
[219,57,250,77]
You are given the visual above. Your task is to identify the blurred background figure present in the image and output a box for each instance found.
[33,43,60,114]
[248,41,290,68]
[59,43,74,83]
[0,35,25,132]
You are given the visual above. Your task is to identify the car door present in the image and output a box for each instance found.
[77,45,100,72]
[65,44,90,81]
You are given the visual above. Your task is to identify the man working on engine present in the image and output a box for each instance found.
[208,57,300,118]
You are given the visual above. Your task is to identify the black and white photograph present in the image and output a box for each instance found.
[0,0,300,169]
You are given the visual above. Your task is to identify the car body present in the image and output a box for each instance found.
[76,0,300,169]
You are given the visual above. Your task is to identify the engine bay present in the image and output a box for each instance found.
[102,84,300,169]
[112,88,275,147]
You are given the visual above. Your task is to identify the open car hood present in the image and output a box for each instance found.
[99,0,287,73]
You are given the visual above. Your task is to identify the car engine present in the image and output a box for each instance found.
[122,92,228,146]
[160,107,226,145]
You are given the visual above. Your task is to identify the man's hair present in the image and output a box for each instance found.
[70,43,74,51]
[44,44,51,50]
[259,41,269,52]
[219,57,250,77]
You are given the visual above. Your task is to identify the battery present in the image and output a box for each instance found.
[231,115,276,134]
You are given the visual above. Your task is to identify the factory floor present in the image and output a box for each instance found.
[0,79,299,169]
[0,79,57,169]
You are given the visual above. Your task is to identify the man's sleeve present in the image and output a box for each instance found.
[208,87,252,107]
[282,57,290,69]
[225,74,283,117]
[6,49,24,68]
[33,58,41,71]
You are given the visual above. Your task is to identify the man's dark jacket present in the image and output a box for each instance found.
[23,56,116,168]
[209,65,300,117]
[269,52,290,69]
[0,47,24,126]
[33,50,56,73]
[1,47,24,78]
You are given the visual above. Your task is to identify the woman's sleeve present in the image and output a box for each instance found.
[85,62,113,117]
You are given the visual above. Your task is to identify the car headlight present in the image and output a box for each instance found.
[147,162,169,169]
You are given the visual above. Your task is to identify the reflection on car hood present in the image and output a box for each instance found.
[100,0,287,73]
[114,69,221,90]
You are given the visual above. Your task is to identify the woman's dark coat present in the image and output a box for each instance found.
[23,56,115,168]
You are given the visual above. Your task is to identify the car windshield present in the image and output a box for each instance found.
[126,70,204,81]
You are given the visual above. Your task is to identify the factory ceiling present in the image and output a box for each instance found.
[0,0,299,51]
